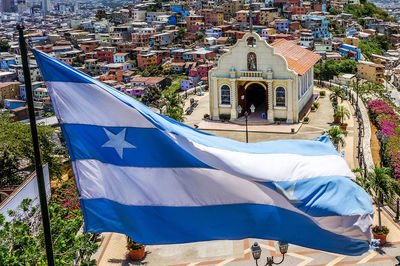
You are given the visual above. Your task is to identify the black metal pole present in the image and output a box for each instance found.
[245,111,248,143]
[17,25,55,266]
[356,77,359,113]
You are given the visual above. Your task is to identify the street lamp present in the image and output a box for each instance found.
[376,130,388,167]
[251,241,289,266]
[355,72,360,113]
[237,104,255,143]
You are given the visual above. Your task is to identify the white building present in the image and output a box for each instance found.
[208,32,321,123]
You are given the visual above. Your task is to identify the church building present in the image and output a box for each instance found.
[208,32,321,123]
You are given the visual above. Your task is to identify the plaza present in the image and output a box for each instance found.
[92,88,400,265]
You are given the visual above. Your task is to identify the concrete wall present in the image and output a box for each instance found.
[0,164,50,222]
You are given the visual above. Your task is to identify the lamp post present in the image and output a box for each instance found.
[355,72,360,113]
[376,130,388,167]
[251,241,289,266]
[237,104,255,143]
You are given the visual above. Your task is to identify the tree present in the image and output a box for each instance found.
[95,10,106,20]
[0,199,98,265]
[71,54,84,67]
[334,105,350,124]
[161,91,184,122]
[338,60,357,74]
[0,39,10,52]
[0,113,64,183]
[76,24,84,31]
[0,150,22,188]
[177,27,186,40]
[325,126,348,150]
[329,87,345,104]
[365,167,400,228]
[197,32,205,41]
[141,87,162,106]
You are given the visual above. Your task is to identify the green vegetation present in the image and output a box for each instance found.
[71,55,84,67]
[364,167,400,228]
[314,59,357,81]
[359,35,392,60]
[160,91,184,122]
[0,113,65,186]
[0,39,10,52]
[0,198,98,265]
[325,126,348,150]
[344,2,396,22]
[95,9,106,20]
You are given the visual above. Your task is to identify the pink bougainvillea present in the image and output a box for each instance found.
[368,100,400,181]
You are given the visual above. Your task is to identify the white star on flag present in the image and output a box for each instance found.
[101,128,136,159]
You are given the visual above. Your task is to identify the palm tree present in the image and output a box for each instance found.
[325,126,348,150]
[365,167,400,228]
[334,105,351,124]
[329,87,344,104]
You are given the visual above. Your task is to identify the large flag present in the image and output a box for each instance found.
[33,50,373,256]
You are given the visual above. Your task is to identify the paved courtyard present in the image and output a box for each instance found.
[94,89,400,265]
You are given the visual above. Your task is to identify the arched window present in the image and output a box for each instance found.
[247,52,257,71]
[276,87,285,107]
[220,85,231,105]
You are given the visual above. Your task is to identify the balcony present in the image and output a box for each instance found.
[239,71,264,79]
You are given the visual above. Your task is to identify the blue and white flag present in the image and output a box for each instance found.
[33,50,373,256]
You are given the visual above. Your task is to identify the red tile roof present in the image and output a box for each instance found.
[271,39,321,76]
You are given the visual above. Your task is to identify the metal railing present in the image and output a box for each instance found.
[317,80,400,221]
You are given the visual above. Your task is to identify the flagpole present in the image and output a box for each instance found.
[17,24,55,266]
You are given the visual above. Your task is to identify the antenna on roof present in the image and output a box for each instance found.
[249,0,253,33]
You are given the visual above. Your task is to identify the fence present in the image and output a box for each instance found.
[317,80,400,221]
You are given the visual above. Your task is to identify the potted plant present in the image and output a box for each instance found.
[325,126,347,151]
[329,87,344,105]
[303,116,310,124]
[372,225,389,245]
[127,236,145,260]
[319,90,326,98]
[311,105,316,112]
[364,167,400,245]
[339,122,348,130]
[333,105,350,124]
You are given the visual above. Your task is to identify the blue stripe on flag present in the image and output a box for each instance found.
[259,176,373,217]
[81,198,370,256]
[62,124,211,168]
[34,49,95,83]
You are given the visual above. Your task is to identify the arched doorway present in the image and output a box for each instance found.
[246,83,266,114]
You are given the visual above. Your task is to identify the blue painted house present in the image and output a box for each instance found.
[339,44,361,61]
[0,57,16,70]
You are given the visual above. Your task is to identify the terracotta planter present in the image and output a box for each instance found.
[340,125,347,130]
[372,232,387,245]
[129,247,145,260]
[333,116,341,123]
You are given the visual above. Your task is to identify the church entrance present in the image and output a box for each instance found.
[245,83,267,118]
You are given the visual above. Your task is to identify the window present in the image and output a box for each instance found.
[220,85,231,105]
[276,87,285,107]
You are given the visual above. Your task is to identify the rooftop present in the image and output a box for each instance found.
[271,39,321,76]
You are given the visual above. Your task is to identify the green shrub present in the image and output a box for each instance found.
[311,105,316,111]
[303,116,310,122]
[203,113,210,119]
[313,102,320,109]
[219,114,231,121]
[320,90,326,97]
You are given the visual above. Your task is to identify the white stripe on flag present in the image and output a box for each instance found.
[170,134,355,182]
[46,82,156,128]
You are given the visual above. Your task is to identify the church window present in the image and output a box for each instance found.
[247,52,257,71]
[276,87,286,107]
[220,85,231,105]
